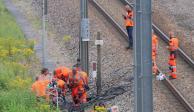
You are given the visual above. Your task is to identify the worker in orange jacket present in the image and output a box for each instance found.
[54,66,71,82]
[72,59,89,90]
[31,76,49,101]
[152,30,158,63]
[168,55,177,79]
[123,5,134,49]
[68,67,88,104]
[152,30,159,75]
[167,32,179,60]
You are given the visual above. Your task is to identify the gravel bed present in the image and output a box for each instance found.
[157,37,194,108]
[31,0,135,111]
[14,0,194,111]
[153,0,194,59]
[95,0,194,111]
[11,0,74,70]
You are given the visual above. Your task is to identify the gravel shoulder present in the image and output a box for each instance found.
[153,0,194,108]
[95,0,192,111]
[9,0,74,72]
[10,0,194,111]
[153,0,194,59]
[31,0,134,111]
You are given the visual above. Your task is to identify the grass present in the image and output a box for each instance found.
[0,1,53,112]
[0,0,24,38]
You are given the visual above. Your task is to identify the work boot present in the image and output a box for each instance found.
[168,75,177,80]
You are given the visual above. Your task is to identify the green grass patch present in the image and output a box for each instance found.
[0,1,54,111]
[0,0,24,38]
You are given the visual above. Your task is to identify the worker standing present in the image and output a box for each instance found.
[167,32,179,79]
[123,5,134,49]
[152,30,158,63]
[152,30,159,75]
[68,67,88,104]
[168,55,177,79]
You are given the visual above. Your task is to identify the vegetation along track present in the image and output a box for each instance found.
[89,0,194,111]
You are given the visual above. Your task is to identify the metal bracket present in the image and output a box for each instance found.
[81,18,90,41]
[95,40,104,46]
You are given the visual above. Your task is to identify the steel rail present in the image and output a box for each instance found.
[161,71,194,112]
[120,1,194,111]
[121,0,194,69]
[89,0,194,111]
[89,0,129,41]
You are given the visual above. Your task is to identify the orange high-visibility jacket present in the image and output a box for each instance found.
[152,34,158,52]
[168,59,176,66]
[31,80,47,97]
[57,79,65,89]
[125,11,134,27]
[80,71,89,85]
[68,72,84,87]
[54,66,71,82]
[169,37,179,51]
[68,72,85,97]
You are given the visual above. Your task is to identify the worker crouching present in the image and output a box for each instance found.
[54,66,71,82]
[47,78,67,107]
[31,76,49,101]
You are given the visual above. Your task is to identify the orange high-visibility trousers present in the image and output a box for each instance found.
[168,57,177,79]
[169,66,177,79]
[71,86,87,104]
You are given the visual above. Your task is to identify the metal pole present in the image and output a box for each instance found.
[42,0,47,67]
[96,32,102,95]
[141,0,153,111]
[134,0,142,111]
[42,0,45,67]
[80,0,89,74]
[134,0,153,111]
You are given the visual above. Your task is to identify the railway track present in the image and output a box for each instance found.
[88,0,194,112]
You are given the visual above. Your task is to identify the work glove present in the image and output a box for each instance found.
[156,73,166,81]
